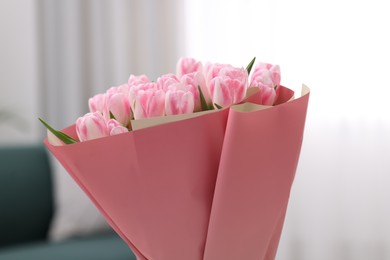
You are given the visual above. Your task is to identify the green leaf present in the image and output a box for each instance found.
[198,86,213,111]
[109,111,116,120]
[38,118,77,144]
[214,103,223,109]
[246,57,256,75]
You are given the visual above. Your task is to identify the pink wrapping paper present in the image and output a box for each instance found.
[44,85,310,260]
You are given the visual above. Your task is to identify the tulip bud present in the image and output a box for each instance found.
[103,92,132,128]
[250,63,281,105]
[133,89,165,119]
[129,83,158,113]
[176,57,202,77]
[209,66,248,107]
[179,72,209,112]
[76,112,109,142]
[107,83,131,96]
[106,119,129,136]
[165,89,195,115]
[88,93,106,113]
[128,74,150,87]
[157,74,180,92]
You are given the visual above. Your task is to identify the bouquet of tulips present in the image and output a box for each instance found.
[41,57,310,260]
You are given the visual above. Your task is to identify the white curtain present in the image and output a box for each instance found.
[38,0,185,131]
[34,0,187,243]
[0,0,39,144]
[184,0,390,259]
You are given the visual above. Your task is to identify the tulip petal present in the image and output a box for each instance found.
[76,112,109,142]
[134,89,165,119]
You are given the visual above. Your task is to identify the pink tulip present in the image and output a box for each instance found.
[165,89,195,115]
[129,82,158,112]
[204,63,234,86]
[250,63,280,88]
[176,57,202,77]
[156,74,180,92]
[88,93,106,113]
[133,89,165,119]
[107,83,131,96]
[250,63,281,88]
[128,74,150,87]
[103,92,132,128]
[76,112,109,142]
[106,86,119,95]
[250,63,281,105]
[106,119,129,135]
[208,66,248,107]
[258,86,277,106]
[179,72,209,111]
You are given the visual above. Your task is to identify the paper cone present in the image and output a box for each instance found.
[44,85,309,260]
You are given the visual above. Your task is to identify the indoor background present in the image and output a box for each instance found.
[1,0,389,259]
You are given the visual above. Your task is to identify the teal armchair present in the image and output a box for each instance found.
[0,145,135,260]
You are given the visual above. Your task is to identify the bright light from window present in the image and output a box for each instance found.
[184,0,390,121]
